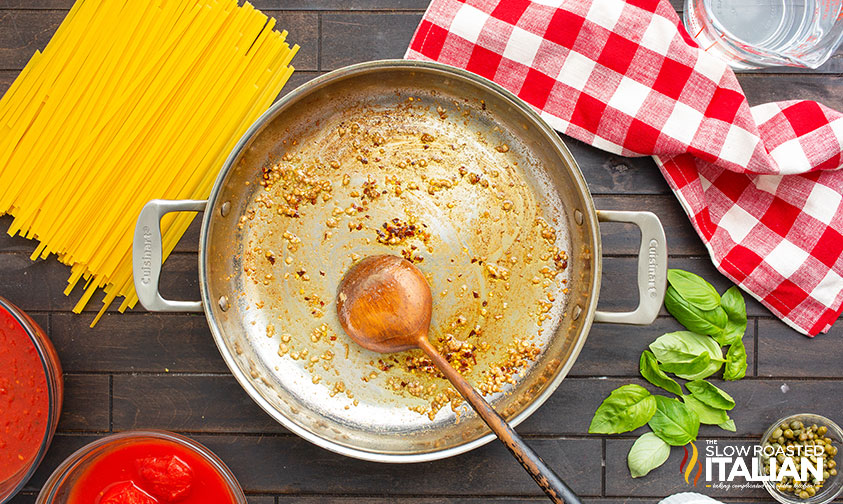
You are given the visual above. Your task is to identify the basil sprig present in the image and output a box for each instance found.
[588,384,657,434]
[683,395,730,425]
[628,432,670,478]
[667,269,721,310]
[648,395,700,446]
[639,351,682,396]
[665,286,727,336]
[686,380,735,410]
[588,269,751,480]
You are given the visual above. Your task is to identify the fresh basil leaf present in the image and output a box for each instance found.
[719,419,737,432]
[628,432,671,478]
[667,269,721,310]
[715,286,746,346]
[640,350,683,396]
[649,331,724,380]
[686,380,735,410]
[648,395,700,446]
[724,338,747,381]
[659,353,711,378]
[665,286,728,336]
[589,384,657,434]
[683,395,729,425]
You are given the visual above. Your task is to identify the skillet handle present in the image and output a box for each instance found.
[593,210,666,325]
[132,199,206,312]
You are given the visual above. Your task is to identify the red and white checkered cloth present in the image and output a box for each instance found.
[405,0,843,336]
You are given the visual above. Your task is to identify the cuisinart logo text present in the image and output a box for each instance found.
[692,440,828,490]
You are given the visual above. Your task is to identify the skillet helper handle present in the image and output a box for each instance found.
[594,210,667,325]
[417,339,582,504]
[132,199,206,312]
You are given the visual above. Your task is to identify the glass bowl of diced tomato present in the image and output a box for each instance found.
[37,430,246,504]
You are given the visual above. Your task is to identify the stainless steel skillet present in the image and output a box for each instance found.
[132,60,667,463]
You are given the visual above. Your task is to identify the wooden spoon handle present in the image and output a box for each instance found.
[417,338,582,504]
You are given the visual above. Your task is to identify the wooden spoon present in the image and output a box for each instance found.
[336,255,581,504]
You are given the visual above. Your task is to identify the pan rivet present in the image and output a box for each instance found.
[572,305,582,321]
[574,209,583,226]
[218,295,229,311]
[220,201,231,217]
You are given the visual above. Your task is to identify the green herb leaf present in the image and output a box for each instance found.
[667,269,721,310]
[659,353,711,378]
[665,286,728,336]
[683,395,729,425]
[648,395,700,446]
[628,432,671,478]
[715,286,747,346]
[718,419,737,432]
[724,338,747,381]
[640,350,683,396]
[686,380,736,410]
[589,384,657,434]
[649,331,724,380]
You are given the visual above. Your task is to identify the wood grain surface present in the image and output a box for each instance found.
[1,2,842,503]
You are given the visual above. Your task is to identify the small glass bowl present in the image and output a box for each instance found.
[0,297,63,504]
[37,430,247,503]
[759,414,843,504]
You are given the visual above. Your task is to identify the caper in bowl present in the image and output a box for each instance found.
[759,414,843,504]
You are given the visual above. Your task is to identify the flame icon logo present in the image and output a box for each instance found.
[679,442,703,486]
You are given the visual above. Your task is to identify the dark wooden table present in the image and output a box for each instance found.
[1,1,842,503]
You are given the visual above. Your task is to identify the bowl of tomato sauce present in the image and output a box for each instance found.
[0,296,63,504]
[37,430,246,504]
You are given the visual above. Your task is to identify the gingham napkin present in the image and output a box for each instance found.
[405,0,843,336]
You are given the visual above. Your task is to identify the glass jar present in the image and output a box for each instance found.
[684,0,843,69]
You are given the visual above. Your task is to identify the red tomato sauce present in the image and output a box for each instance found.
[0,307,48,481]
[68,439,238,504]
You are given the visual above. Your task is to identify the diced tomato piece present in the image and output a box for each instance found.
[98,481,158,504]
[136,455,193,502]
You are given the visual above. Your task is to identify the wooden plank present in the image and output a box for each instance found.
[738,74,843,110]
[248,497,275,504]
[265,11,319,71]
[569,316,756,379]
[0,10,66,70]
[6,493,35,504]
[0,68,12,95]
[757,318,843,377]
[23,433,95,490]
[600,256,771,317]
[566,138,671,196]
[0,0,431,10]
[58,374,110,431]
[594,195,706,256]
[24,433,601,496]
[0,251,198,312]
[112,375,287,434]
[274,499,704,503]
[572,378,843,439]
[108,373,783,440]
[321,12,423,70]
[524,377,770,439]
[196,434,602,496]
[50,312,227,373]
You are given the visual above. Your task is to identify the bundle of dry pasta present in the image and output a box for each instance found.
[0,0,298,326]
